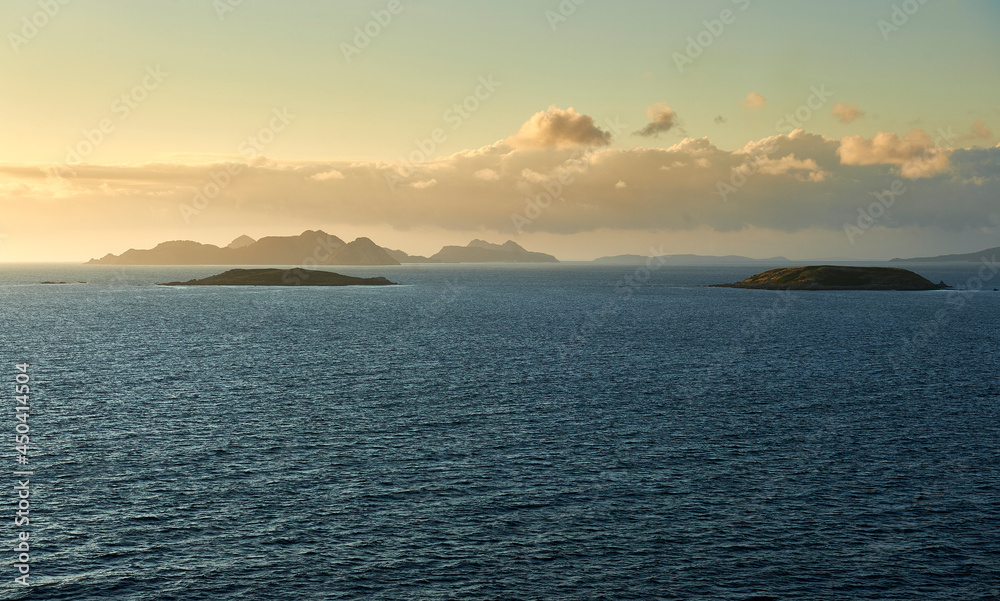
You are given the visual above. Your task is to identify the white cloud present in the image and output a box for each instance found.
[506,106,612,149]
[838,129,951,178]
[742,92,767,110]
[831,103,865,124]
[755,155,827,181]
[474,168,500,181]
[310,169,344,181]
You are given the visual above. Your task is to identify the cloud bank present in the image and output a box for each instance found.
[2,108,998,248]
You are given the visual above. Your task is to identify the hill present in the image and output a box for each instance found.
[890,246,1000,263]
[429,240,558,263]
[158,268,396,287]
[86,231,399,266]
[715,266,949,291]
[594,253,790,265]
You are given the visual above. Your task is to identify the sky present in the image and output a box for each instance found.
[1,0,998,262]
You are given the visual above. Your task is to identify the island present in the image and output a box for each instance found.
[714,265,949,291]
[428,240,558,263]
[891,245,1000,263]
[88,231,401,266]
[158,268,397,287]
[86,231,565,265]
[594,253,789,266]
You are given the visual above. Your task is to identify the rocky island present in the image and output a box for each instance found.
[158,268,397,287]
[88,231,400,266]
[715,265,949,291]
[87,231,560,265]
[428,240,558,263]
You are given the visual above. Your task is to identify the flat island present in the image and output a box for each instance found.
[714,265,949,291]
[159,268,397,287]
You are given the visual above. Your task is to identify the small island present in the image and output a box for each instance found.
[714,265,949,291]
[158,268,397,287]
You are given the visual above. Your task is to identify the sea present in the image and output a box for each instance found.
[0,262,997,600]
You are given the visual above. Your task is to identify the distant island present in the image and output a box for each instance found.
[428,240,557,263]
[88,231,558,265]
[158,268,397,287]
[890,245,1000,263]
[715,266,949,291]
[88,231,399,266]
[594,253,789,265]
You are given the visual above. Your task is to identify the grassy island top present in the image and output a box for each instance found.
[715,266,948,291]
[158,268,397,287]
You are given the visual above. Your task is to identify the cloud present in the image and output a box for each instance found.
[634,102,679,137]
[714,115,727,124]
[310,169,344,181]
[837,129,951,178]
[961,119,993,142]
[474,168,500,181]
[831,103,865,124]
[505,106,612,149]
[4,120,997,247]
[742,93,766,110]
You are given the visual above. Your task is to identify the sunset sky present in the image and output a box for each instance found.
[1,0,998,262]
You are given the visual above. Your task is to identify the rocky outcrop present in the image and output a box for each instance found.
[86,231,399,266]
[327,237,399,265]
[429,240,558,263]
[715,266,949,291]
[158,268,397,287]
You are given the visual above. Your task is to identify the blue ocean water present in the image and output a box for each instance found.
[0,263,997,600]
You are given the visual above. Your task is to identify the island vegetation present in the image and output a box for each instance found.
[715,266,949,291]
[158,268,397,287]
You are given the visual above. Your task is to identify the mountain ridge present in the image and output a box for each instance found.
[890,245,1000,263]
[430,240,557,263]
[714,265,949,291]
[86,231,558,265]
